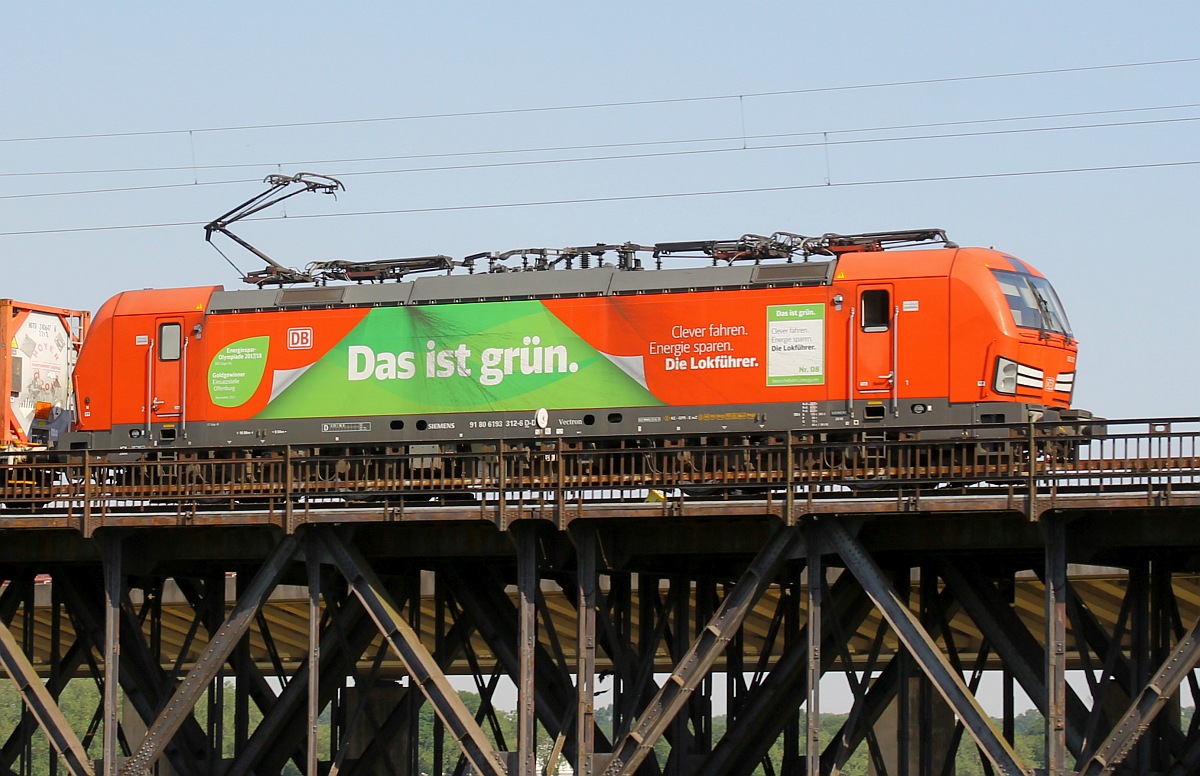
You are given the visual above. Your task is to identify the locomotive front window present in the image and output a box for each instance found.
[159,323,182,361]
[991,270,1072,338]
[861,289,890,332]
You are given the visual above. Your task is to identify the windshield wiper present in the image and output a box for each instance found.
[1030,283,1056,339]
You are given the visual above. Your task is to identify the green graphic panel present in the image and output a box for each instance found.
[209,336,270,407]
[766,304,825,386]
[260,302,662,418]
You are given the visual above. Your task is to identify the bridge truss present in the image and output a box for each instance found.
[1,418,1199,775]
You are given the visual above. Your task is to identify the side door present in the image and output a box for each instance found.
[152,317,185,423]
[853,285,896,405]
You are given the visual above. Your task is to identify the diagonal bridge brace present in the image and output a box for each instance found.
[600,523,805,776]
[937,558,1091,758]
[319,530,509,776]
[0,606,94,776]
[57,571,207,776]
[445,561,617,764]
[823,518,1032,776]
[118,534,301,776]
[226,570,399,776]
[1077,603,1200,776]
[0,635,94,773]
[704,570,875,775]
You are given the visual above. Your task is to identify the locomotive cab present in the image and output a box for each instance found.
[955,249,1076,422]
[70,286,218,449]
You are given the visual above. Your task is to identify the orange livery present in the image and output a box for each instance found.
[66,229,1086,455]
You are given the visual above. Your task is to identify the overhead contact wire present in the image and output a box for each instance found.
[1,57,1195,144]
[1,159,1195,238]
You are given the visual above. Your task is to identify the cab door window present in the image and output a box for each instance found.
[861,289,891,332]
[159,323,182,361]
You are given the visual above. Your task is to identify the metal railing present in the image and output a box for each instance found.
[0,418,1197,522]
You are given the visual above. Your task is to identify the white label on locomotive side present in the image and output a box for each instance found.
[766,304,825,386]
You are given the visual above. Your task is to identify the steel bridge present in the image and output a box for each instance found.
[2,418,1200,776]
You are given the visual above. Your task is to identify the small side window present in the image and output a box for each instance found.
[159,323,182,361]
[861,290,891,332]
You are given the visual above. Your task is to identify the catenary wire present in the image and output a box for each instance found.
[1,159,1195,237]
[3,114,1197,202]
[3,101,1197,180]
[0,57,1195,144]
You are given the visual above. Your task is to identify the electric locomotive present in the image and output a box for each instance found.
[65,229,1083,463]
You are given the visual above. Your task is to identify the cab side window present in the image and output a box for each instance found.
[159,323,182,361]
[861,290,891,332]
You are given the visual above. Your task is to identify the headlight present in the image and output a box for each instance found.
[994,357,1019,395]
[994,357,1044,395]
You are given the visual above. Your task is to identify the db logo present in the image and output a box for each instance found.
[287,328,313,349]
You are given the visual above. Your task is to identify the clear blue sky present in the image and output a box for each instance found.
[2,2,1197,419]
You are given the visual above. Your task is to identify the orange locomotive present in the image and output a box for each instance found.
[66,230,1082,455]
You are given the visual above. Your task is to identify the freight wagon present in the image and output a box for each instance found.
[0,300,89,449]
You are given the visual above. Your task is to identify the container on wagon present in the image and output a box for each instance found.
[0,301,90,449]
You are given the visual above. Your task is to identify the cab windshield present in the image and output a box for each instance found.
[991,269,1073,338]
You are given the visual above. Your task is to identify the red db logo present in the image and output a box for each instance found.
[288,328,313,349]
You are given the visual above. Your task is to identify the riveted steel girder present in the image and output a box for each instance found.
[305,534,321,776]
[1078,606,1200,776]
[101,536,120,776]
[572,523,597,776]
[58,571,207,776]
[118,533,300,776]
[0,615,93,776]
[601,524,804,776]
[937,559,1089,757]
[1045,517,1069,776]
[806,521,822,776]
[706,572,874,776]
[320,530,508,776]
[515,523,538,776]
[824,518,1031,776]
